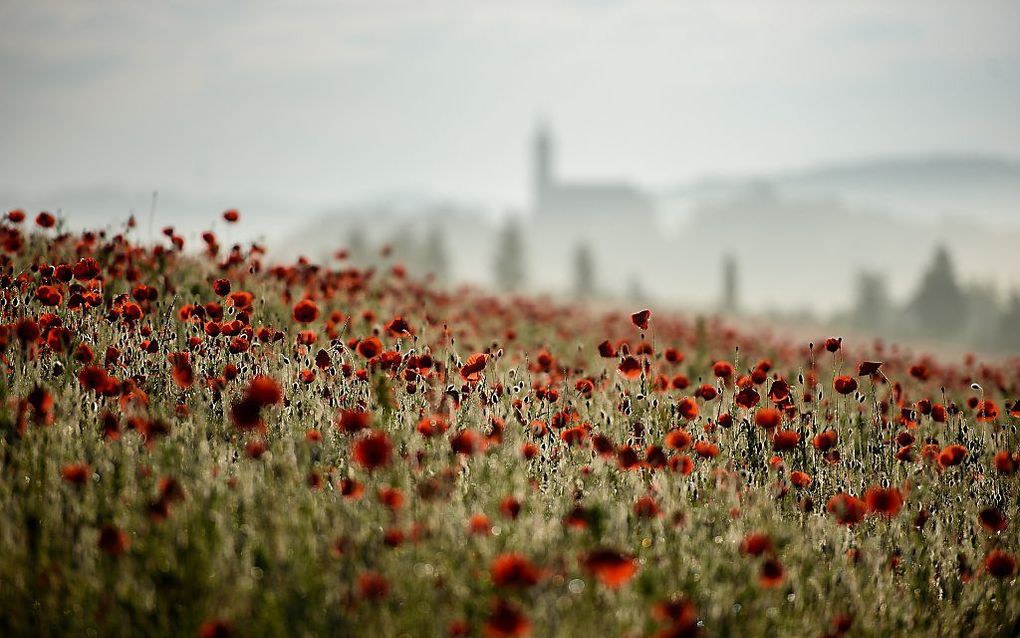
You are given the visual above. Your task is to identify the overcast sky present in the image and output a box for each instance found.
[2,0,1019,211]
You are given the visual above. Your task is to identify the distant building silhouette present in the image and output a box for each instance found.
[532,122,654,222]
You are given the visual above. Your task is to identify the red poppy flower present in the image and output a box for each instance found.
[61,463,91,487]
[582,548,637,588]
[978,507,1007,533]
[198,619,234,638]
[490,553,541,588]
[985,550,1016,579]
[772,429,801,451]
[36,211,56,228]
[618,356,642,380]
[754,407,781,430]
[976,400,999,422]
[451,429,480,455]
[752,559,785,590]
[735,386,760,410]
[292,299,320,324]
[461,353,488,383]
[812,430,838,451]
[712,361,734,379]
[695,384,718,401]
[827,493,866,526]
[97,524,131,556]
[352,430,393,470]
[664,428,693,450]
[740,532,773,556]
[993,451,1018,475]
[833,376,857,395]
[857,361,882,376]
[864,486,903,517]
[938,444,967,468]
[597,340,617,358]
[634,495,661,518]
[694,441,719,458]
[247,376,282,406]
[499,496,521,520]
[631,309,651,330]
[377,486,404,511]
[678,397,699,420]
[483,598,531,638]
[790,471,812,488]
[222,209,240,223]
[358,571,390,600]
[824,337,842,353]
[352,336,380,359]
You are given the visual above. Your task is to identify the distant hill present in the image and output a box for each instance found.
[667,154,1020,226]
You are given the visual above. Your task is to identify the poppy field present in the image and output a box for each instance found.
[1,210,1018,638]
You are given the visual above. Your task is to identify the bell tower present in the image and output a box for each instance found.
[533,121,553,214]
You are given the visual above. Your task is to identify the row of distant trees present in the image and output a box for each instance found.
[344,222,1020,353]
[848,245,1020,351]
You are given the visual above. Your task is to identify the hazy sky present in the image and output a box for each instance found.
[2,0,1019,210]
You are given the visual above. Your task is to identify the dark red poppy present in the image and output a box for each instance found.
[759,558,785,587]
[247,376,282,406]
[693,441,719,458]
[712,361,734,379]
[978,507,1007,533]
[198,619,234,638]
[985,550,1016,579]
[451,429,481,455]
[678,397,699,420]
[357,571,390,600]
[857,361,882,376]
[864,486,903,517]
[490,553,541,588]
[61,463,91,487]
[618,355,642,380]
[582,548,637,588]
[938,444,967,468]
[754,407,781,430]
[790,471,812,488]
[812,430,838,451]
[772,429,801,451]
[292,299,320,324]
[483,598,530,638]
[352,430,393,470]
[461,353,488,383]
[833,376,857,395]
[827,493,866,526]
[98,524,130,556]
[223,209,240,223]
[631,309,651,330]
[740,532,772,556]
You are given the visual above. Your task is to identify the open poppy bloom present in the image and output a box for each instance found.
[582,548,638,588]
[864,486,903,517]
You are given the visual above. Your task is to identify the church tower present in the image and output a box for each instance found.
[533,121,553,214]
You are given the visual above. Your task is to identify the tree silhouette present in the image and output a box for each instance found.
[910,244,966,338]
[493,218,525,292]
[720,254,739,314]
[573,242,595,298]
[852,271,890,332]
[422,224,449,284]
